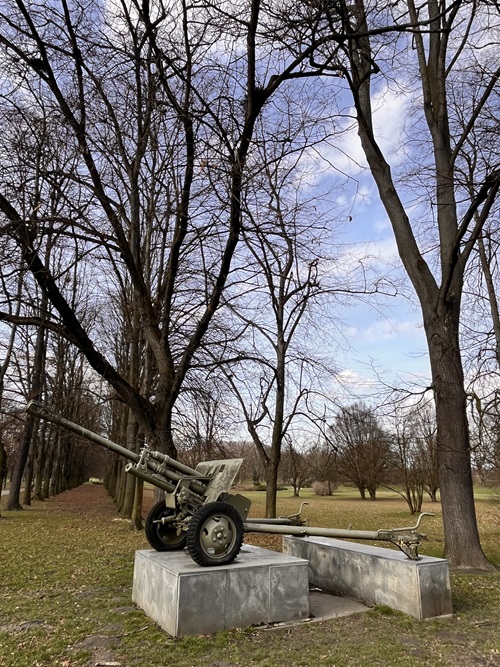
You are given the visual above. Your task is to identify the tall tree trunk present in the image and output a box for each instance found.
[265,456,280,518]
[121,316,141,520]
[131,478,144,531]
[22,445,35,506]
[6,318,46,510]
[42,446,53,499]
[425,310,490,568]
[0,269,24,513]
[0,439,6,508]
[33,420,48,501]
[265,345,285,517]
[345,0,494,569]
[121,474,136,519]
[7,411,36,510]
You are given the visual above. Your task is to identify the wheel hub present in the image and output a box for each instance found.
[201,516,234,556]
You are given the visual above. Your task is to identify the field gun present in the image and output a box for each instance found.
[27,401,432,567]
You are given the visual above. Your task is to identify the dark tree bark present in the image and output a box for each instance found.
[342,0,499,568]
[6,298,46,510]
[0,0,316,463]
[0,268,24,511]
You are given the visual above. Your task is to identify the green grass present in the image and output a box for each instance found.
[1,483,499,667]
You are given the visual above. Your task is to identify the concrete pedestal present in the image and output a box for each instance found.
[283,536,452,620]
[132,545,309,637]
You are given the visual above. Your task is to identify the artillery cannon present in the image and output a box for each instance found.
[26,401,432,567]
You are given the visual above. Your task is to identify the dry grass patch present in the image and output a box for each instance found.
[0,484,499,667]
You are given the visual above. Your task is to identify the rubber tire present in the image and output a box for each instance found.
[145,500,187,552]
[186,501,244,566]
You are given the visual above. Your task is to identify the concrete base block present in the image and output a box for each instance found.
[283,536,452,620]
[132,545,310,637]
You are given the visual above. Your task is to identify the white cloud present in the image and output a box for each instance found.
[336,368,379,390]
[332,235,400,276]
[357,318,421,342]
[310,82,411,179]
[370,86,409,166]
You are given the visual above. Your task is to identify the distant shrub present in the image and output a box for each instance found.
[312,480,337,496]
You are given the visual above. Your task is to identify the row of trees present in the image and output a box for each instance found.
[259,398,500,516]
[279,401,439,515]
[0,0,499,569]
[4,390,499,520]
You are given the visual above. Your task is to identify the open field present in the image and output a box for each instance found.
[1,484,499,667]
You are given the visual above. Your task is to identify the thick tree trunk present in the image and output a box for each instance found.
[120,407,139,519]
[131,478,144,531]
[116,465,126,512]
[33,427,47,501]
[0,439,6,499]
[22,448,34,506]
[42,443,55,499]
[52,436,64,496]
[425,312,493,569]
[121,474,136,519]
[265,458,280,517]
[6,289,47,509]
[6,412,36,510]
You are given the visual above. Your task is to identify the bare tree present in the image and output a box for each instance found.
[0,264,24,508]
[220,122,336,516]
[5,287,47,511]
[329,402,391,500]
[341,0,499,568]
[174,381,232,470]
[280,440,309,498]
[389,425,426,515]
[0,0,348,471]
[269,0,499,567]
[308,439,339,496]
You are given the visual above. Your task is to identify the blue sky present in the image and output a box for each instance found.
[309,82,433,399]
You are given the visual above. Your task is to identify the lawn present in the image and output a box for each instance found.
[1,483,499,667]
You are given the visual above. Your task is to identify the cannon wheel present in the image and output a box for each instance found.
[145,500,187,552]
[186,501,244,566]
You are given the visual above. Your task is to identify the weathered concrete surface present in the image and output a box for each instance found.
[309,590,368,621]
[283,536,453,620]
[132,545,309,637]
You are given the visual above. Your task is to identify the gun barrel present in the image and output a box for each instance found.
[146,449,205,482]
[124,463,175,493]
[26,400,140,464]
